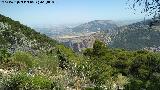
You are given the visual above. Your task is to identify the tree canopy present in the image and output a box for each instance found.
[129,0,160,18]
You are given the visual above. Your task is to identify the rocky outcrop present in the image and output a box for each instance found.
[55,33,95,52]
[55,32,111,52]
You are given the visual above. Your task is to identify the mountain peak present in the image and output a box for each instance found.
[72,20,117,33]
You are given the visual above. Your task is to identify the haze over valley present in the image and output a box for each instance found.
[2,0,160,89]
[33,19,160,52]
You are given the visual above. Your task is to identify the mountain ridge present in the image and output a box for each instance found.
[72,20,118,33]
[110,19,160,50]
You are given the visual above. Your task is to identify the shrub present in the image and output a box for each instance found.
[12,51,35,70]
[1,72,55,90]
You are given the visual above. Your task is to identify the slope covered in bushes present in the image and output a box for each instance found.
[0,14,58,53]
[1,15,160,90]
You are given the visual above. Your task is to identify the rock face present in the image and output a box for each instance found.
[55,32,111,52]
[52,20,118,52]
[55,33,95,52]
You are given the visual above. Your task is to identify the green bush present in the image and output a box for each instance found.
[12,51,35,69]
[0,49,11,63]
[1,72,55,90]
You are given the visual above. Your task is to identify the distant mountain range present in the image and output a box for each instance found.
[65,19,160,51]
[50,20,117,51]
[34,19,142,36]
[33,18,160,51]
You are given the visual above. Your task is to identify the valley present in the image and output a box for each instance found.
[34,19,160,52]
[2,0,160,89]
[1,14,160,90]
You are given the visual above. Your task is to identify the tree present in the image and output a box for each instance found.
[92,40,107,57]
[57,49,69,70]
[128,0,160,18]
[128,0,160,27]
[83,48,93,58]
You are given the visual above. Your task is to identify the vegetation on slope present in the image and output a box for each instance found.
[0,14,57,53]
[110,21,160,50]
[1,14,160,90]
[0,40,160,90]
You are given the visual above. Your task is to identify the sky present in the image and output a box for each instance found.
[0,0,146,26]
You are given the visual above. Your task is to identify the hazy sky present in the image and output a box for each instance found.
[0,0,146,26]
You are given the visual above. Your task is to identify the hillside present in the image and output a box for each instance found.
[0,14,57,53]
[110,20,160,51]
[72,20,118,34]
[70,19,160,51]
[44,19,160,52]
[51,20,117,52]
[1,15,160,90]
